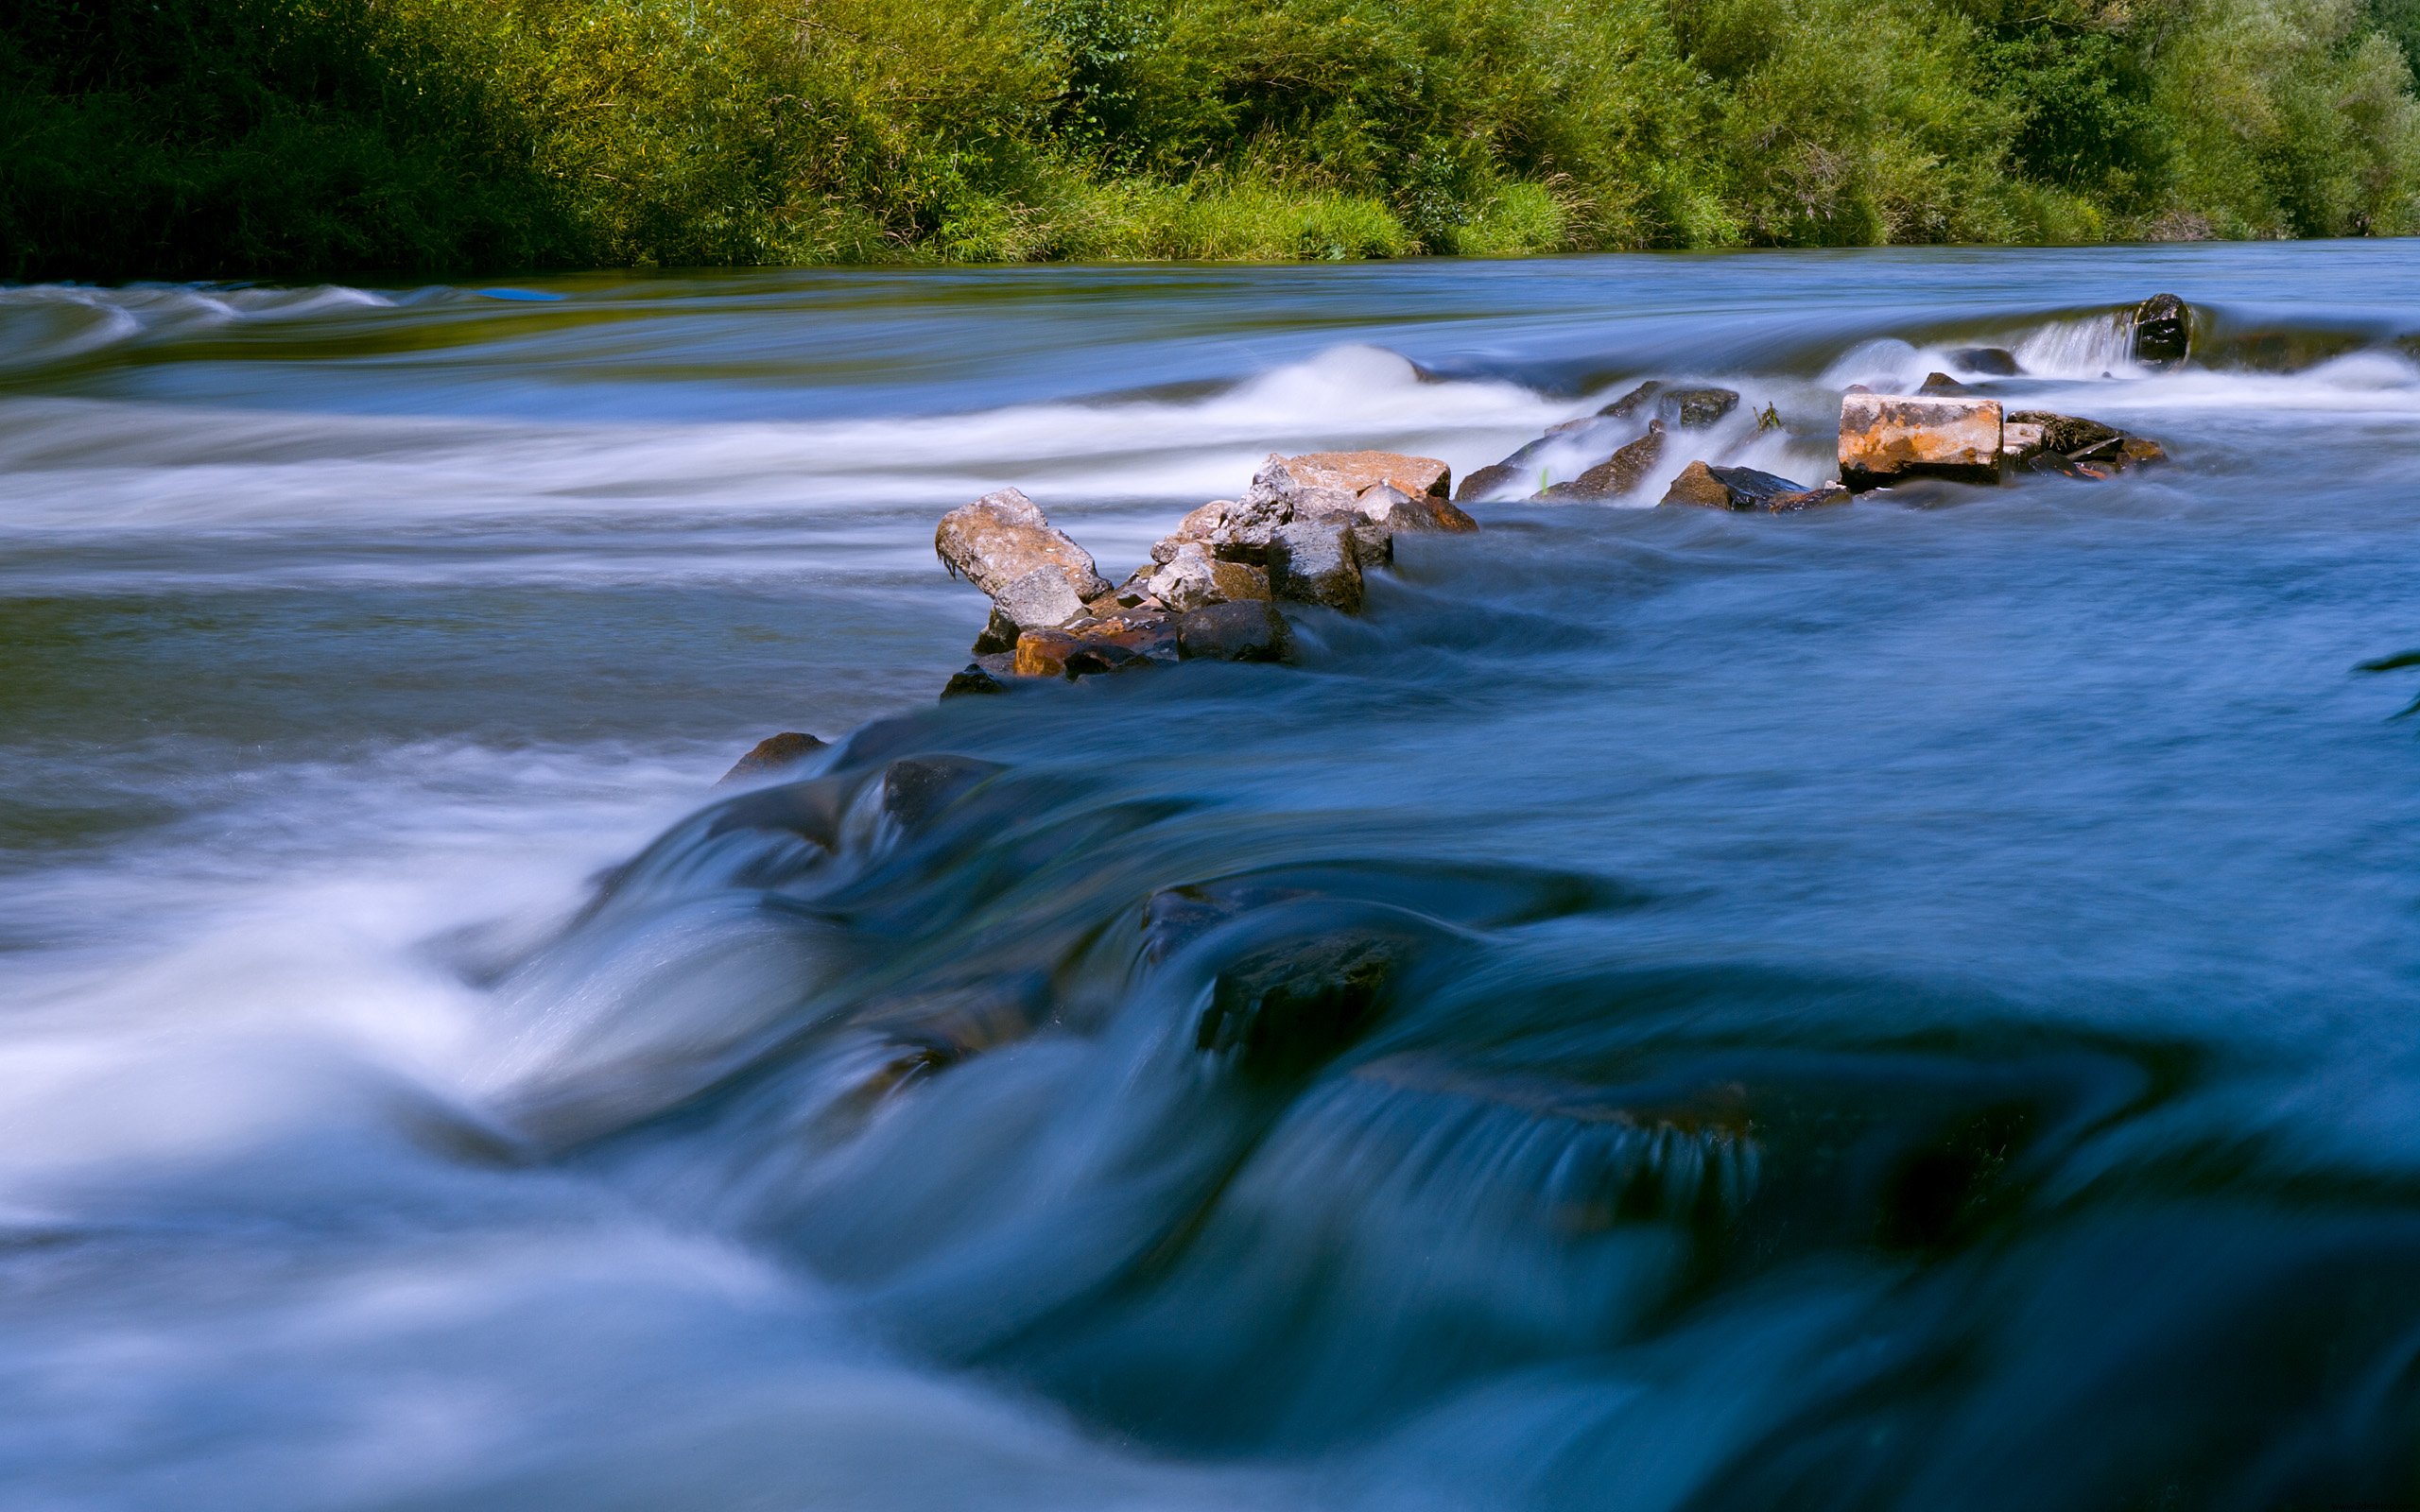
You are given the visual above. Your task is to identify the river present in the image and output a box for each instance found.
[5,244,2420,1509]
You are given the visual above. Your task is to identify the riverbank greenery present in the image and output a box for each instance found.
[7,0,2420,278]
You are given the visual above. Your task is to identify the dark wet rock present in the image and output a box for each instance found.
[880,754,1005,830]
[1840,393,2003,490]
[1667,387,1741,428]
[1455,459,1530,504]
[2120,437,2169,465]
[1540,419,1667,501]
[1269,517,1365,612]
[2132,293,2192,369]
[2006,410,2122,456]
[1767,482,1851,511]
[1175,600,1291,662]
[1598,380,1663,419]
[1947,346,2022,376]
[1918,371,1978,396]
[940,662,1010,698]
[1661,460,1824,511]
[971,606,1020,656]
[717,731,829,786]
[1196,932,1408,1079]
[934,488,1109,628]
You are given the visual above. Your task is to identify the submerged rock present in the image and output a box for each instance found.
[1661,460,1842,512]
[1667,387,1741,428]
[881,754,1006,830]
[1196,931,1408,1080]
[935,488,1110,628]
[1947,346,2022,376]
[1918,371,1979,397]
[1839,393,2004,490]
[1455,458,1530,504]
[717,731,829,786]
[2132,293,2192,369]
[1599,380,1663,419]
[1540,419,1668,502]
[1176,600,1291,662]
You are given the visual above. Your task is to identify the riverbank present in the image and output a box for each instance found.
[9,0,2420,281]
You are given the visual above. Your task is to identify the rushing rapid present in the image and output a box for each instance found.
[7,244,2420,1511]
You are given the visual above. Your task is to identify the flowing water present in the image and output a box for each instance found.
[6,244,2420,1510]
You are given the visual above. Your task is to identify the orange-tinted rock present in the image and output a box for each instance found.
[2120,437,2169,465]
[1011,627,1081,678]
[1839,394,2003,490]
[1279,450,1452,502]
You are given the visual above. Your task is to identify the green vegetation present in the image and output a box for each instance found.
[6,0,2420,278]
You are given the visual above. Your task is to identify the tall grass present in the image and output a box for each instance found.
[5,0,2419,279]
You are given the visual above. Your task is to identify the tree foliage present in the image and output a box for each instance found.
[4,0,2418,278]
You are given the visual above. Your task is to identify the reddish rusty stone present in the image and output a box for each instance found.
[1839,394,2003,490]
[1279,451,1452,502]
[1011,627,1081,679]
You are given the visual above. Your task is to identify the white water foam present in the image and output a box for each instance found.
[0,283,396,373]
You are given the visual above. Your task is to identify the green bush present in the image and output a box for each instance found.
[3,0,2418,277]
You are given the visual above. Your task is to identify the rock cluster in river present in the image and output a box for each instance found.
[890,294,2191,710]
[1446,293,2188,512]
[931,450,1477,696]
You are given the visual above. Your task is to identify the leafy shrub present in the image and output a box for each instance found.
[3,0,2418,276]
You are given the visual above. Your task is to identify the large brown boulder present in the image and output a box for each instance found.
[1279,450,1451,502]
[1839,393,2003,490]
[934,488,1109,628]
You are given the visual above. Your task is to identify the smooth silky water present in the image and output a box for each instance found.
[4,244,2420,1509]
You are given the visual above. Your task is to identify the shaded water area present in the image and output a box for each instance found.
[7,244,2420,1509]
